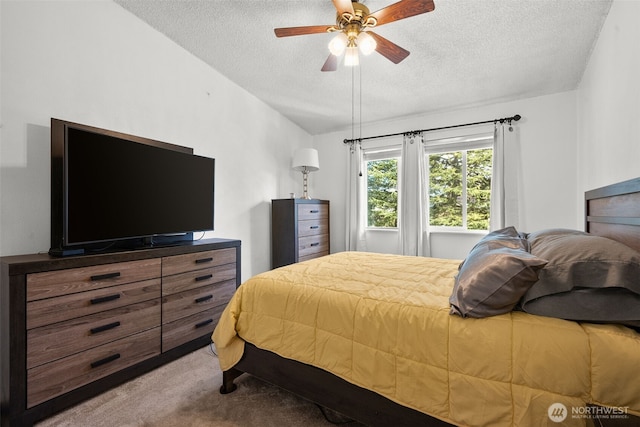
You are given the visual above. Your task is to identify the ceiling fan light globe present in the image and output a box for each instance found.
[328,33,348,56]
[357,32,377,55]
[344,46,359,66]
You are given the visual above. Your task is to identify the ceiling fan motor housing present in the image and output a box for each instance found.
[336,2,376,32]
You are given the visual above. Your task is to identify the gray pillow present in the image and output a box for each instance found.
[521,230,640,327]
[471,225,529,250]
[458,226,530,270]
[526,227,588,241]
[450,228,548,318]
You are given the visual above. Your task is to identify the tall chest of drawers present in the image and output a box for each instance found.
[271,199,329,268]
[0,238,240,427]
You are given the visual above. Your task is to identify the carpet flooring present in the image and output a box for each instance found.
[35,346,361,427]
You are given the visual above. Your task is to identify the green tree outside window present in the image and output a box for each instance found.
[428,148,492,230]
[367,158,398,227]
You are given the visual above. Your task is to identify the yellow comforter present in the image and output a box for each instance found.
[213,252,640,426]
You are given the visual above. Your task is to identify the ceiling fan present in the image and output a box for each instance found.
[274,0,435,72]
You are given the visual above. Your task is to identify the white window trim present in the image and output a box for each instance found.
[425,132,493,233]
[363,146,401,230]
[363,146,402,161]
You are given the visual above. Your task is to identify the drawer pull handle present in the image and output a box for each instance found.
[309,210,319,213]
[195,295,213,304]
[195,257,213,264]
[195,319,214,329]
[195,274,213,282]
[310,243,320,247]
[90,353,121,369]
[90,321,121,335]
[90,272,121,281]
[90,294,121,305]
[310,226,319,229]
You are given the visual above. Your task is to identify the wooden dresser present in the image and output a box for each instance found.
[271,199,329,268]
[0,238,240,426]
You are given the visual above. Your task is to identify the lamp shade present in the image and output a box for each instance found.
[292,148,319,172]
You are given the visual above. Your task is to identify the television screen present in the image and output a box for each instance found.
[50,119,214,255]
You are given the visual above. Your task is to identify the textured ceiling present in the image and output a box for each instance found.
[114,0,612,135]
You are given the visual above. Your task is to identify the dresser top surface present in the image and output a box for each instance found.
[1,238,240,276]
[272,198,329,204]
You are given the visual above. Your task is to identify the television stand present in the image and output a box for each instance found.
[47,247,85,257]
[1,238,240,427]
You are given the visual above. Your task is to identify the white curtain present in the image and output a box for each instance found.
[345,141,367,251]
[399,133,431,256]
[490,122,520,230]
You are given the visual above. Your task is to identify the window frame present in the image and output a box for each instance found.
[363,147,402,230]
[424,133,494,233]
[358,132,494,234]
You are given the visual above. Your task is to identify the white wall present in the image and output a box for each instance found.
[577,0,640,201]
[0,1,312,280]
[313,91,580,259]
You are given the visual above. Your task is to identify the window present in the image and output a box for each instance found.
[426,134,493,231]
[361,133,493,232]
[364,148,401,228]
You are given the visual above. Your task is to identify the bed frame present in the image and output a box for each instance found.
[220,177,640,427]
[585,177,640,252]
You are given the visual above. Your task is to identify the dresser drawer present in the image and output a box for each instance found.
[299,251,329,262]
[298,234,329,258]
[162,306,226,352]
[27,327,160,408]
[297,203,328,221]
[162,263,236,296]
[162,248,236,277]
[27,258,161,301]
[27,278,161,329]
[27,299,161,369]
[162,279,235,324]
[297,218,328,237]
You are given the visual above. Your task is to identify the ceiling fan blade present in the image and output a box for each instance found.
[368,31,410,64]
[321,54,338,72]
[274,25,333,38]
[368,0,435,27]
[332,0,355,17]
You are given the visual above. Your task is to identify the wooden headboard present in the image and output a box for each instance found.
[585,177,640,252]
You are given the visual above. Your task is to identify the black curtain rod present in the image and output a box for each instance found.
[343,114,522,144]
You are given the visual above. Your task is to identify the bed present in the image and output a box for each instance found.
[213,177,640,427]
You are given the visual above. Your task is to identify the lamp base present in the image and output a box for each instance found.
[301,170,313,200]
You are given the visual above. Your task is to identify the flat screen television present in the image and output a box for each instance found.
[50,118,215,256]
